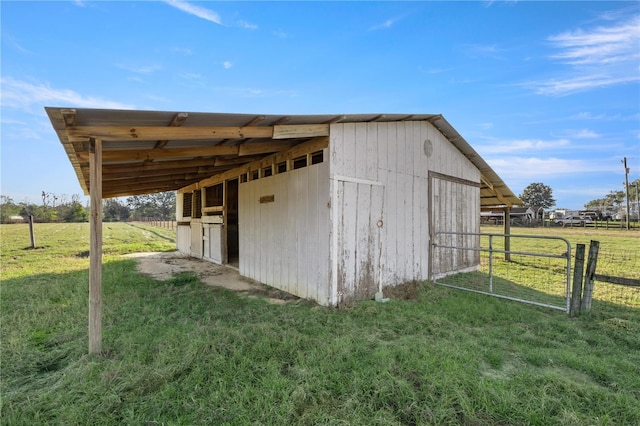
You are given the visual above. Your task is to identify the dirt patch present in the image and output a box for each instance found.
[122,251,294,304]
[382,280,423,301]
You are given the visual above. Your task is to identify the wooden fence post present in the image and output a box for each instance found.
[28,214,36,249]
[89,138,103,355]
[570,244,585,317]
[580,240,600,314]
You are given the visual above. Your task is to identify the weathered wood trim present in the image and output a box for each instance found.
[331,175,383,187]
[428,171,481,188]
[68,125,273,141]
[89,138,102,355]
[272,124,329,139]
[79,146,240,162]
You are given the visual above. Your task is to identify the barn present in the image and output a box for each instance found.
[47,108,519,316]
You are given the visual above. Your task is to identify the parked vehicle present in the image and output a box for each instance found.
[554,215,592,226]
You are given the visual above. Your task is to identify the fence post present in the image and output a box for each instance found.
[580,240,600,314]
[28,214,36,249]
[569,244,585,317]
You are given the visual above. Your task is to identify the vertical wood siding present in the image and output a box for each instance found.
[176,225,191,254]
[239,158,330,304]
[330,121,480,301]
[431,178,480,277]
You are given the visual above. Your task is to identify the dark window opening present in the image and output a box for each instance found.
[252,170,259,180]
[182,192,193,218]
[263,166,273,177]
[277,161,287,173]
[193,189,202,218]
[240,173,248,183]
[205,183,223,207]
[311,150,324,165]
[293,156,307,170]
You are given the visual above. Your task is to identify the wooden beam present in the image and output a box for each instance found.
[481,173,512,207]
[180,136,329,193]
[238,141,295,156]
[272,124,329,139]
[62,109,77,127]
[78,145,240,162]
[155,112,189,149]
[96,157,220,172]
[89,138,102,355]
[67,125,274,141]
[99,165,227,180]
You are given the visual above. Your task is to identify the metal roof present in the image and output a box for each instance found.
[46,107,521,207]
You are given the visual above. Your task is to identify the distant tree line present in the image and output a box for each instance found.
[0,191,176,224]
[584,178,640,212]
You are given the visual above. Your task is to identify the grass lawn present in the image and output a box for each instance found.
[1,223,639,425]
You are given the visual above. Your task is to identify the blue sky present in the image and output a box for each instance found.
[1,0,639,210]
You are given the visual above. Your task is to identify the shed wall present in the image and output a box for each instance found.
[329,121,480,304]
[239,159,330,304]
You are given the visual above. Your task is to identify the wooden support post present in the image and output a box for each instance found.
[503,206,511,261]
[581,240,600,314]
[28,214,36,248]
[569,244,585,317]
[89,138,103,355]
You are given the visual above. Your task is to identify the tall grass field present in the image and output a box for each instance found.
[1,222,639,425]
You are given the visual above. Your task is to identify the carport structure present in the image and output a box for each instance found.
[46,107,520,354]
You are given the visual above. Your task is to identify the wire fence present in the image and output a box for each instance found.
[432,232,639,313]
[590,248,639,309]
[134,218,176,230]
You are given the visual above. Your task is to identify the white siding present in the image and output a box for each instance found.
[203,224,224,264]
[176,225,191,254]
[239,158,330,304]
[329,121,480,299]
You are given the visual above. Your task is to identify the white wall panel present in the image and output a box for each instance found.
[176,225,191,254]
[238,160,330,304]
[329,121,481,294]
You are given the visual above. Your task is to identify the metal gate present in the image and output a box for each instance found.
[431,232,572,312]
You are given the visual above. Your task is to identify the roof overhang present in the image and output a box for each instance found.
[46,107,521,207]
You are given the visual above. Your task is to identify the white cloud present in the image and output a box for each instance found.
[273,29,288,39]
[564,129,600,139]
[548,15,640,65]
[477,138,571,154]
[223,61,233,70]
[179,72,202,80]
[528,14,640,96]
[164,0,223,25]
[370,19,396,31]
[116,64,162,74]
[487,156,619,179]
[0,77,133,110]
[238,20,258,30]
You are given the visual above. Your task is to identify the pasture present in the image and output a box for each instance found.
[1,222,639,425]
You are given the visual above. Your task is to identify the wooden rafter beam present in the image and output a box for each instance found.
[66,124,329,142]
[78,146,240,162]
[481,173,512,207]
[154,112,188,149]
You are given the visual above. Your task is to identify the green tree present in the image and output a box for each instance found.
[103,198,131,222]
[605,190,625,208]
[519,183,556,209]
[0,196,22,223]
[127,191,176,220]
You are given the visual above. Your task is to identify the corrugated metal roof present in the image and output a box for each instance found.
[45,107,521,207]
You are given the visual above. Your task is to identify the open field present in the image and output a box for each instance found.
[2,223,639,425]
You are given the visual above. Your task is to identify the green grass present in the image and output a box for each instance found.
[2,223,639,425]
